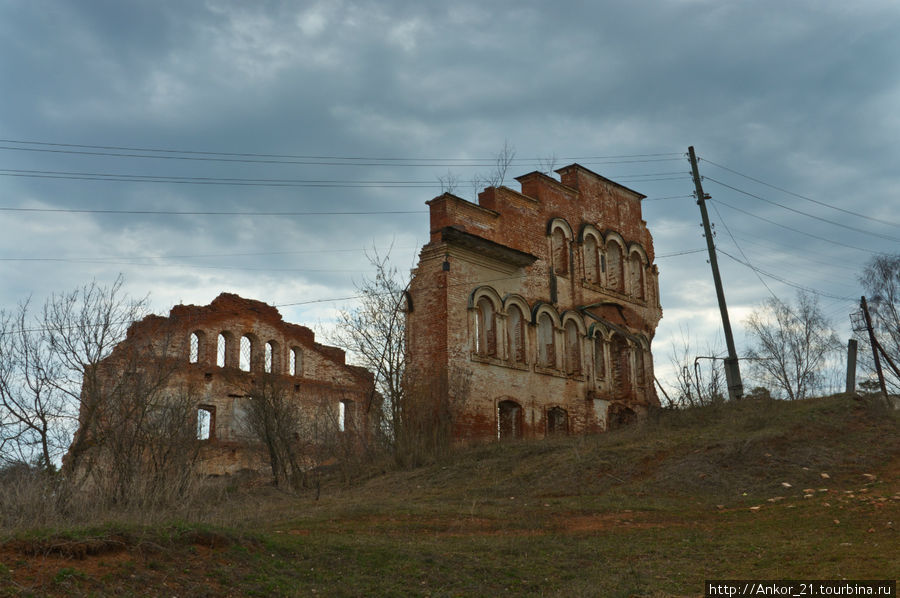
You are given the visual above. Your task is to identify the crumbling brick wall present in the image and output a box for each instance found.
[407,164,663,441]
[69,293,375,476]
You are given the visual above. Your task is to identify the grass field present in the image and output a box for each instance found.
[1,395,897,597]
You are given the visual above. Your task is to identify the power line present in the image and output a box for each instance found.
[701,157,900,229]
[0,167,689,188]
[0,246,419,262]
[705,176,900,243]
[708,200,778,300]
[0,206,427,216]
[0,144,684,168]
[716,248,856,301]
[0,138,683,162]
[709,198,886,256]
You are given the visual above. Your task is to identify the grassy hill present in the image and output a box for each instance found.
[1,395,897,597]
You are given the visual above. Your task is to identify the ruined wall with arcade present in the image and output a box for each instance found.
[78,293,374,476]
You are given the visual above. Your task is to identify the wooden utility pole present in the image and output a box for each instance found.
[860,295,889,398]
[688,146,743,400]
[845,339,857,394]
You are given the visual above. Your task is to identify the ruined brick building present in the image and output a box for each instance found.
[69,293,374,476]
[407,164,662,441]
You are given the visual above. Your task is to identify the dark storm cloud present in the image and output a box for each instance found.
[1,0,898,390]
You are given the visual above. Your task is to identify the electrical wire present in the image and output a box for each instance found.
[708,200,778,300]
[0,144,684,167]
[716,248,856,301]
[705,176,900,243]
[701,157,900,229]
[709,198,886,256]
[0,167,690,188]
[0,138,683,162]
[0,206,427,216]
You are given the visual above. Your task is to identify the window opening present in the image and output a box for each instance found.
[547,407,568,435]
[564,320,582,375]
[607,241,624,293]
[475,297,497,356]
[197,406,214,440]
[265,341,274,373]
[290,347,302,376]
[507,305,526,364]
[339,399,356,432]
[551,228,568,276]
[611,334,631,395]
[497,400,522,440]
[630,253,645,300]
[537,314,556,368]
[594,336,607,381]
[584,236,599,284]
[189,332,200,364]
[240,335,252,372]
[217,333,226,367]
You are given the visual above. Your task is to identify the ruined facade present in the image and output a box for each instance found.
[71,293,375,476]
[407,164,662,441]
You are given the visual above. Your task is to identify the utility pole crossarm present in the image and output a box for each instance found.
[688,146,744,400]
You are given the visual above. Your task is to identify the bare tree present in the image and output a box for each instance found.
[236,373,309,489]
[330,248,408,453]
[0,299,70,469]
[858,254,900,392]
[331,249,470,465]
[0,277,147,471]
[667,329,725,407]
[1,276,205,507]
[744,292,842,400]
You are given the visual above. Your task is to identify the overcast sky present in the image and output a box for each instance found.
[1,0,898,394]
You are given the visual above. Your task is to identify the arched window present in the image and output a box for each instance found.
[289,347,303,376]
[547,407,568,435]
[507,305,526,364]
[189,332,200,364]
[197,406,215,440]
[551,228,569,276]
[607,240,624,293]
[216,333,227,368]
[239,335,252,372]
[264,341,274,373]
[611,334,631,395]
[564,320,582,375]
[630,253,645,300]
[594,335,607,382]
[584,235,599,284]
[537,313,556,368]
[497,400,522,440]
[635,346,647,386]
[475,297,497,356]
[339,399,356,432]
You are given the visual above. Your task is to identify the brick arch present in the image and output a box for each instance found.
[467,285,503,309]
[545,217,574,239]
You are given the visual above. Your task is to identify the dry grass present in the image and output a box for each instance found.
[1,394,897,597]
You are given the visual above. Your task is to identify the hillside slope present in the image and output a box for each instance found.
[2,395,897,597]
